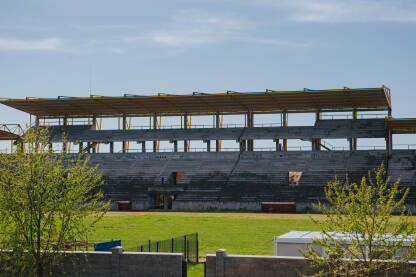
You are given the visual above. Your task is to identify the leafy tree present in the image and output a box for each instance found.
[302,164,416,277]
[0,127,108,277]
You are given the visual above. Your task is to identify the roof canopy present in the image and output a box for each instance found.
[0,124,22,140]
[386,118,416,134]
[0,87,391,118]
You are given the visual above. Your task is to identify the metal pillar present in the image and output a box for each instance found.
[140,141,146,152]
[79,142,83,153]
[62,116,68,153]
[313,111,322,151]
[239,140,246,152]
[153,113,158,152]
[282,112,288,151]
[274,138,281,152]
[351,109,357,151]
[184,113,188,152]
[246,112,254,151]
[205,140,211,152]
[122,115,127,153]
[170,140,178,152]
[387,128,393,156]
[109,142,114,153]
[92,115,97,153]
[215,112,220,152]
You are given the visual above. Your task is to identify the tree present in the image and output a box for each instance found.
[302,164,416,277]
[0,127,109,277]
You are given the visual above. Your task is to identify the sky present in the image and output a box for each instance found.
[0,0,415,151]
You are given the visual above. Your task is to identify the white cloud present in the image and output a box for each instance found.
[133,9,312,49]
[0,37,63,51]
[261,0,416,23]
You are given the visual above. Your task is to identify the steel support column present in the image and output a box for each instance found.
[184,113,188,152]
[246,112,254,151]
[122,115,127,153]
[153,113,158,152]
[215,112,220,152]
[282,112,288,151]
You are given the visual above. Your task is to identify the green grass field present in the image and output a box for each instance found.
[89,211,321,276]
[90,212,320,256]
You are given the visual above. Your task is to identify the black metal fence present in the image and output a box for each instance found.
[138,233,199,263]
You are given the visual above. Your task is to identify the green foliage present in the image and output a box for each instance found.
[302,164,416,277]
[0,128,108,277]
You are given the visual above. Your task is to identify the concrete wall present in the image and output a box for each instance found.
[206,249,416,277]
[51,247,184,277]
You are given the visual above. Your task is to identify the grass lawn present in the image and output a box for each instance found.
[90,212,321,256]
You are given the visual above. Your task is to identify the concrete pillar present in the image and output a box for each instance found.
[282,112,288,151]
[216,249,226,277]
[111,246,123,277]
[184,113,188,152]
[204,140,211,152]
[153,113,158,152]
[215,112,220,152]
[122,115,127,153]
[109,142,114,153]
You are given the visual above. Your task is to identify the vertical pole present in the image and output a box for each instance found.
[156,241,159,252]
[184,113,188,152]
[282,112,288,151]
[387,128,392,156]
[314,111,322,151]
[122,115,127,153]
[172,238,174,253]
[149,240,151,252]
[79,142,83,153]
[196,232,199,263]
[62,116,68,153]
[92,115,97,154]
[153,113,158,152]
[206,140,211,152]
[110,142,114,153]
[352,109,357,151]
[274,138,280,152]
[215,112,220,152]
[141,141,146,152]
[184,235,187,260]
[246,112,254,151]
[173,141,178,152]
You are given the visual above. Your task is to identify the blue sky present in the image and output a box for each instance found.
[0,0,415,151]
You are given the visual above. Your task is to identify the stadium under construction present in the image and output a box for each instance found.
[1,86,415,211]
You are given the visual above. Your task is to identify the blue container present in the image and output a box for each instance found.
[94,240,121,252]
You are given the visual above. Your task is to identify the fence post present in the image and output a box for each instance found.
[149,240,151,251]
[172,238,174,253]
[141,245,143,252]
[196,232,199,263]
[184,235,187,260]
[157,241,159,252]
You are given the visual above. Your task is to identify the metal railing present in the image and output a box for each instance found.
[138,233,199,263]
